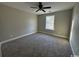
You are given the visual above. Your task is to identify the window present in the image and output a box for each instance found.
[45,15,55,30]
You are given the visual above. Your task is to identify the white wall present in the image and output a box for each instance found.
[0,4,37,42]
[38,10,72,39]
[70,3,79,56]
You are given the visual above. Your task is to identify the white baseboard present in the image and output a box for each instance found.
[0,32,35,57]
[52,33,68,39]
[38,31,68,39]
[0,32,35,44]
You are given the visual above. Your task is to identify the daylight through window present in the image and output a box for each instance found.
[45,15,55,30]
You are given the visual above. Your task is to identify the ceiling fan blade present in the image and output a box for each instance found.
[31,7,38,9]
[41,9,46,12]
[43,7,51,9]
[36,9,40,12]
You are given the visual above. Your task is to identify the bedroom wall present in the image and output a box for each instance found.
[38,9,72,39]
[0,4,37,42]
[70,3,79,56]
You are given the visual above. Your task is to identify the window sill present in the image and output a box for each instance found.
[45,29,54,31]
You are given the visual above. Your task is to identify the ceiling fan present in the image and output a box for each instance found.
[31,2,51,12]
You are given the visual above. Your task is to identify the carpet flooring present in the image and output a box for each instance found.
[1,33,72,57]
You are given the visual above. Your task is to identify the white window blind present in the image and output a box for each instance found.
[45,15,55,30]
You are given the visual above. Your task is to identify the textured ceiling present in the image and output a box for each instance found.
[1,2,76,15]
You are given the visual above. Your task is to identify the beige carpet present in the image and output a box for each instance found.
[1,33,72,57]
